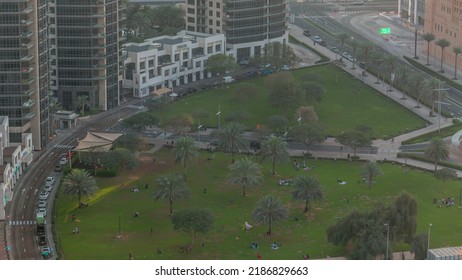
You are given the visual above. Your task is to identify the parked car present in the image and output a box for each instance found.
[303,30,311,37]
[319,40,327,47]
[330,47,339,53]
[44,184,53,192]
[40,245,51,259]
[54,164,63,172]
[39,191,49,200]
[38,200,47,208]
[45,176,55,187]
[353,0,364,5]
[342,52,349,59]
[281,65,291,71]
[312,36,323,44]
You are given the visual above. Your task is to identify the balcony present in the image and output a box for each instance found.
[20,65,35,73]
[19,18,33,26]
[20,54,34,61]
[22,99,36,108]
[22,88,35,97]
[21,77,34,85]
[21,30,33,38]
[20,42,33,49]
[22,112,36,120]
[20,6,33,14]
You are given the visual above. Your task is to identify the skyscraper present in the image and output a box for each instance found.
[185,0,288,60]
[49,0,122,112]
[0,0,49,149]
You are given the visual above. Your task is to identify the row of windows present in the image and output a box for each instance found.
[435,23,457,39]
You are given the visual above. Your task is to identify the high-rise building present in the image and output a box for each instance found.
[0,0,49,149]
[185,0,288,60]
[49,0,122,111]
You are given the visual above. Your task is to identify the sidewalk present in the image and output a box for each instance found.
[289,25,462,176]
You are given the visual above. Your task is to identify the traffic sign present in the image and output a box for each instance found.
[380,28,391,35]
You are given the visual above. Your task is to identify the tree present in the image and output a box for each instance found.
[408,72,427,107]
[359,42,374,75]
[350,40,359,69]
[205,54,238,76]
[453,46,462,79]
[233,82,259,105]
[336,33,350,61]
[76,95,90,116]
[122,112,157,132]
[228,157,263,197]
[411,233,429,260]
[172,136,198,177]
[389,192,418,243]
[435,38,450,73]
[164,113,194,134]
[264,42,298,68]
[301,81,325,104]
[295,106,318,124]
[290,124,325,154]
[267,72,303,114]
[383,55,399,91]
[422,33,435,65]
[423,77,447,116]
[336,129,372,156]
[218,122,248,160]
[171,208,214,244]
[260,136,290,175]
[153,173,190,215]
[394,64,411,99]
[63,169,98,207]
[252,195,288,235]
[434,168,457,197]
[359,161,384,190]
[291,174,324,216]
[113,132,147,152]
[267,115,288,134]
[48,96,62,137]
[425,137,449,171]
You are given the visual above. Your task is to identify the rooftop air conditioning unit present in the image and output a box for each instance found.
[149,43,161,49]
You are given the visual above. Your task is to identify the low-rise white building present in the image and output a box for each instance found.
[122,30,225,98]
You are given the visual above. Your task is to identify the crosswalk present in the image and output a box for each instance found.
[52,144,74,149]
[8,220,36,226]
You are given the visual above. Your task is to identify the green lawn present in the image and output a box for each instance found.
[54,149,462,260]
[153,64,426,139]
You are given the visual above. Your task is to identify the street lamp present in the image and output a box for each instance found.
[434,79,450,134]
[197,121,203,149]
[414,28,419,59]
[384,223,390,260]
[297,113,301,126]
[427,223,432,259]
[216,105,221,129]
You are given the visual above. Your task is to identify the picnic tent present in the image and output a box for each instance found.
[74,132,123,151]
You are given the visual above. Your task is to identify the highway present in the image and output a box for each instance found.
[6,101,144,259]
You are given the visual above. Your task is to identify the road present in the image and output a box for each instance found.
[6,101,144,259]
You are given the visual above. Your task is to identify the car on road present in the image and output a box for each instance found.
[353,0,364,5]
[319,40,327,47]
[312,36,323,44]
[342,52,349,59]
[36,208,47,217]
[59,157,68,165]
[44,184,53,192]
[330,47,339,53]
[40,245,51,259]
[54,164,63,172]
[303,30,311,37]
[45,176,55,187]
[39,191,49,200]
[38,200,47,208]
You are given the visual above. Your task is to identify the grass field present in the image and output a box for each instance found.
[152,64,426,139]
[54,148,462,260]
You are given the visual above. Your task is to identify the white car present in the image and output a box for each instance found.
[44,184,53,192]
[45,176,55,187]
[60,157,68,165]
[312,36,323,43]
[38,200,47,208]
[36,208,47,217]
[39,191,49,200]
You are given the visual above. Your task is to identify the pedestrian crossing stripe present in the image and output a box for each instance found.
[8,220,36,226]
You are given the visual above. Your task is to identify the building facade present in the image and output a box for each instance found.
[399,0,426,27]
[49,0,122,111]
[184,0,288,60]
[123,31,225,98]
[0,0,49,150]
[424,0,462,69]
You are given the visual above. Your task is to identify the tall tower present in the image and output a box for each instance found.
[185,0,288,60]
[0,0,49,149]
[49,0,122,112]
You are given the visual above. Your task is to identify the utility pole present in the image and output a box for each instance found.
[414,28,418,59]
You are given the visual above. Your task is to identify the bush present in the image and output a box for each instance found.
[401,123,462,145]
[397,152,462,170]
[350,155,360,160]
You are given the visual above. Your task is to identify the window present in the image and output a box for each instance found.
[215,44,221,52]
[216,2,220,8]
[195,61,201,68]
[188,8,195,14]
[216,11,220,17]
[139,61,145,72]
[209,19,213,25]
[165,69,170,76]
[216,20,220,27]
[209,1,213,7]
[209,10,213,16]
[183,52,188,59]
[142,77,146,83]
[209,28,213,34]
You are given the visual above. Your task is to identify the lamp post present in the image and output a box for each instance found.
[197,121,203,149]
[216,105,221,129]
[427,223,432,259]
[297,113,301,126]
[434,79,451,134]
[384,223,390,260]
[414,28,418,59]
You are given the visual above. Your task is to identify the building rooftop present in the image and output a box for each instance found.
[3,146,19,157]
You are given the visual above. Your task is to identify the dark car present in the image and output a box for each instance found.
[320,40,327,47]
[303,30,311,37]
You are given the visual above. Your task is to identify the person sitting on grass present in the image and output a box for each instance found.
[270,242,280,250]
[336,178,346,184]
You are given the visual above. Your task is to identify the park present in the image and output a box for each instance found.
[53,64,462,260]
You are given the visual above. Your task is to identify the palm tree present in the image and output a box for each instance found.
[76,95,90,116]
[48,96,62,137]
[435,38,450,73]
[383,55,398,91]
[424,77,446,116]
[359,161,384,190]
[153,173,190,215]
[359,42,374,75]
[252,195,288,235]
[218,122,248,160]
[408,72,426,107]
[337,33,349,61]
[227,157,263,197]
[291,174,324,217]
[424,137,449,171]
[63,169,98,207]
[453,46,462,79]
[172,136,198,177]
[422,33,435,65]
[259,136,290,175]
[394,64,411,99]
